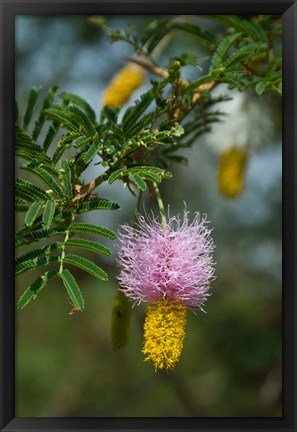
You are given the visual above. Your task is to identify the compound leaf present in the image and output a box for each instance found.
[42,200,56,229]
[16,227,65,247]
[59,269,84,311]
[60,160,72,199]
[68,223,116,240]
[64,254,108,281]
[78,199,120,213]
[65,238,112,256]
[133,174,147,191]
[16,255,60,276]
[59,92,96,121]
[24,201,42,227]
[15,179,51,202]
[32,84,60,140]
[23,166,64,198]
[17,270,58,310]
[16,242,62,265]
[23,86,42,130]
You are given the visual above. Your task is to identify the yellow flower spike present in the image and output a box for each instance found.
[218,147,248,198]
[102,63,146,107]
[142,300,187,371]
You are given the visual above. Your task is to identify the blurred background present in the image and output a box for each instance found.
[15,16,282,417]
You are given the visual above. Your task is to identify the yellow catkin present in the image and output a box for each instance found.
[111,291,132,351]
[142,300,187,371]
[218,147,248,198]
[102,63,145,107]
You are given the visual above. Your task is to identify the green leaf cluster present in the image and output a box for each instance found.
[16,86,120,312]
[208,15,282,94]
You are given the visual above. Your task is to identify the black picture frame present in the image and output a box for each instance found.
[1,1,296,431]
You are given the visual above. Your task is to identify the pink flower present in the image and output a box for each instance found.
[117,211,215,308]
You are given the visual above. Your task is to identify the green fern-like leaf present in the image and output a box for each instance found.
[142,20,215,53]
[44,107,81,134]
[16,198,29,212]
[140,19,164,45]
[24,201,42,227]
[221,67,251,89]
[59,92,96,121]
[108,166,172,184]
[23,86,42,130]
[68,105,96,136]
[51,210,72,225]
[59,269,85,311]
[16,220,44,237]
[100,105,120,124]
[15,179,51,202]
[133,174,147,191]
[43,123,60,152]
[210,33,241,71]
[64,254,108,281]
[17,270,58,310]
[16,126,43,154]
[145,20,171,54]
[121,88,156,136]
[185,70,224,94]
[165,154,188,165]
[23,166,64,199]
[16,242,62,265]
[42,200,56,229]
[140,171,163,183]
[214,15,268,43]
[52,133,77,164]
[32,84,60,140]
[16,227,65,247]
[16,255,60,276]
[43,99,71,151]
[16,147,53,167]
[75,142,99,172]
[68,223,116,240]
[168,22,216,45]
[223,42,267,68]
[123,113,156,139]
[65,238,112,256]
[60,160,73,200]
[255,80,271,95]
[78,199,120,213]
[74,135,90,148]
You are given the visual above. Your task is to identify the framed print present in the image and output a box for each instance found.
[1,0,296,431]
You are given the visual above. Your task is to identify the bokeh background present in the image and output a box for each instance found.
[15,16,282,417]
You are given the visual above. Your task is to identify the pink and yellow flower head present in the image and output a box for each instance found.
[117,211,215,370]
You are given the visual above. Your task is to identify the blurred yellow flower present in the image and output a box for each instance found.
[205,84,273,199]
[102,63,145,107]
[218,147,248,198]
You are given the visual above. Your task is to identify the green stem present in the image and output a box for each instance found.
[59,228,69,274]
[153,182,167,231]
[136,189,143,212]
[134,189,143,226]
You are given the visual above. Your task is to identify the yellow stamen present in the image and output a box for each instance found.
[102,63,145,107]
[142,300,187,371]
[218,147,248,198]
